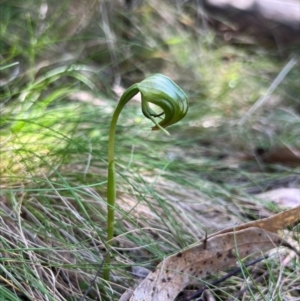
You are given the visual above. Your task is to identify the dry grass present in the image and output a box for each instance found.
[1,0,299,300]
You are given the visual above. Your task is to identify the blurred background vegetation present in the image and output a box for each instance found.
[0,0,299,300]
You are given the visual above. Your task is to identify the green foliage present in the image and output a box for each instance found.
[0,0,299,300]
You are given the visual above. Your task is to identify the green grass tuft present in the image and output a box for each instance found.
[0,0,299,300]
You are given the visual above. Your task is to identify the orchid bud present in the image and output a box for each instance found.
[138,74,188,133]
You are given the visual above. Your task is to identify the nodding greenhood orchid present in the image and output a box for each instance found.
[138,73,188,133]
[104,73,188,281]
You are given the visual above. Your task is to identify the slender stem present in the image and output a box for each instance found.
[103,84,139,281]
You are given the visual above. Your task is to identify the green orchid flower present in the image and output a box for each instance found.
[138,74,188,132]
[104,74,188,280]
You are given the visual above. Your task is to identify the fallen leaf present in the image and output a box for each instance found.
[127,227,296,301]
[210,206,300,237]
[120,207,300,301]
[256,146,300,167]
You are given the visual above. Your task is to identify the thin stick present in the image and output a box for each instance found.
[226,271,269,301]
[80,251,109,301]
[238,57,297,125]
[183,255,268,301]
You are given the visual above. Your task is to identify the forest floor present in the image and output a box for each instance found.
[1,1,300,300]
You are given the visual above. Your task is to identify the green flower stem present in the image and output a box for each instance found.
[107,85,139,238]
[103,74,188,281]
[103,84,139,281]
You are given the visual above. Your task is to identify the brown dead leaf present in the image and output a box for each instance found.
[256,146,300,167]
[126,227,296,301]
[121,207,300,301]
[211,206,300,238]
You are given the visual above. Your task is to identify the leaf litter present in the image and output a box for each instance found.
[121,206,300,301]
